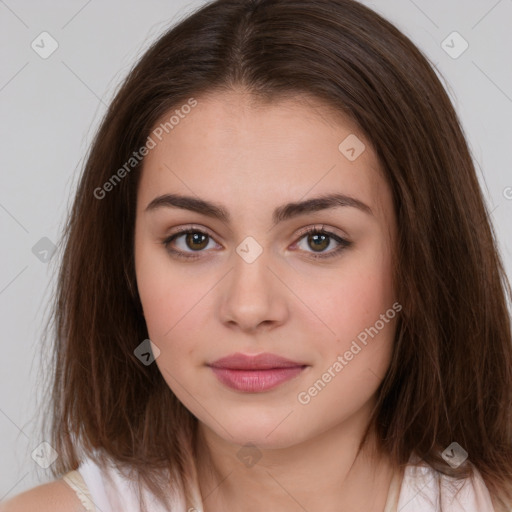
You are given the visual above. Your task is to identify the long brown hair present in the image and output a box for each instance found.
[39,0,512,510]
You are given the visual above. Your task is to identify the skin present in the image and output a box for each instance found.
[134,89,400,512]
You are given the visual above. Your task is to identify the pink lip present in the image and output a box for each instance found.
[208,352,308,392]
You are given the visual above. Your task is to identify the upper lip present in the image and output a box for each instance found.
[209,352,306,370]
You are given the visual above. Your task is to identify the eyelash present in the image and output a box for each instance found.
[161,224,352,261]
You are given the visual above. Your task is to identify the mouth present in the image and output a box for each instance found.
[208,352,309,392]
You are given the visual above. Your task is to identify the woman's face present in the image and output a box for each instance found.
[134,90,398,449]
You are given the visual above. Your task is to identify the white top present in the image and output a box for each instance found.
[63,454,497,512]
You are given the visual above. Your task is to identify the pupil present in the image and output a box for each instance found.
[310,233,328,251]
[187,232,208,250]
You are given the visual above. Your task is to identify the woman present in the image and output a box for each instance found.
[2,0,511,511]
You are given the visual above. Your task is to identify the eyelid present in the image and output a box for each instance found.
[164,224,347,246]
[161,224,220,260]
[289,225,351,259]
[162,223,351,260]
[167,223,216,238]
[294,223,347,240]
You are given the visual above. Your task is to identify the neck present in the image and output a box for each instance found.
[194,401,398,512]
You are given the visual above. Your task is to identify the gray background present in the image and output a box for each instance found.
[1,0,511,499]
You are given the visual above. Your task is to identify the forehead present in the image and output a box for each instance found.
[137,90,391,222]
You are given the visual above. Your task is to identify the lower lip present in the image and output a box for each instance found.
[210,366,306,392]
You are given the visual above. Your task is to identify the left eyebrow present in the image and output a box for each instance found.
[144,192,374,224]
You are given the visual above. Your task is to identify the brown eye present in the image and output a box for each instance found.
[294,227,352,259]
[162,228,218,260]
[162,225,351,262]
[184,232,209,251]
[307,232,330,252]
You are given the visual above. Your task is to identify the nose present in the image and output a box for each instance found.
[218,245,289,334]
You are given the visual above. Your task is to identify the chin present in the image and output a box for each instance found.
[210,418,305,451]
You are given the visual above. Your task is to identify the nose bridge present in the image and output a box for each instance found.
[231,234,274,299]
[219,234,287,330]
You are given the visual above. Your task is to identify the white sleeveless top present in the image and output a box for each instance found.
[62,454,497,511]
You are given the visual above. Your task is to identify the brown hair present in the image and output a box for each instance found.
[39,0,512,510]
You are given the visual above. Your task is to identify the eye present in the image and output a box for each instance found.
[162,224,352,261]
[292,225,352,259]
[162,226,220,260]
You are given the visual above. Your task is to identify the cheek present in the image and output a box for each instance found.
[135,237,195,335]
[342,264,395,335]
[338,251,396,367]
[135,246,216,375]
[295,271,397,420]
[292,246,395,346]
[139,272,206,347]
[136,263,202,385]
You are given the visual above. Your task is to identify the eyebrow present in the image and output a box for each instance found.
[145,192,373,224]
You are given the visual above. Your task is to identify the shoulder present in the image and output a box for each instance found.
[0,479,86,512]
[398,459,497,512]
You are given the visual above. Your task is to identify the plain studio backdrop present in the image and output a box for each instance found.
[0,0,511,499]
